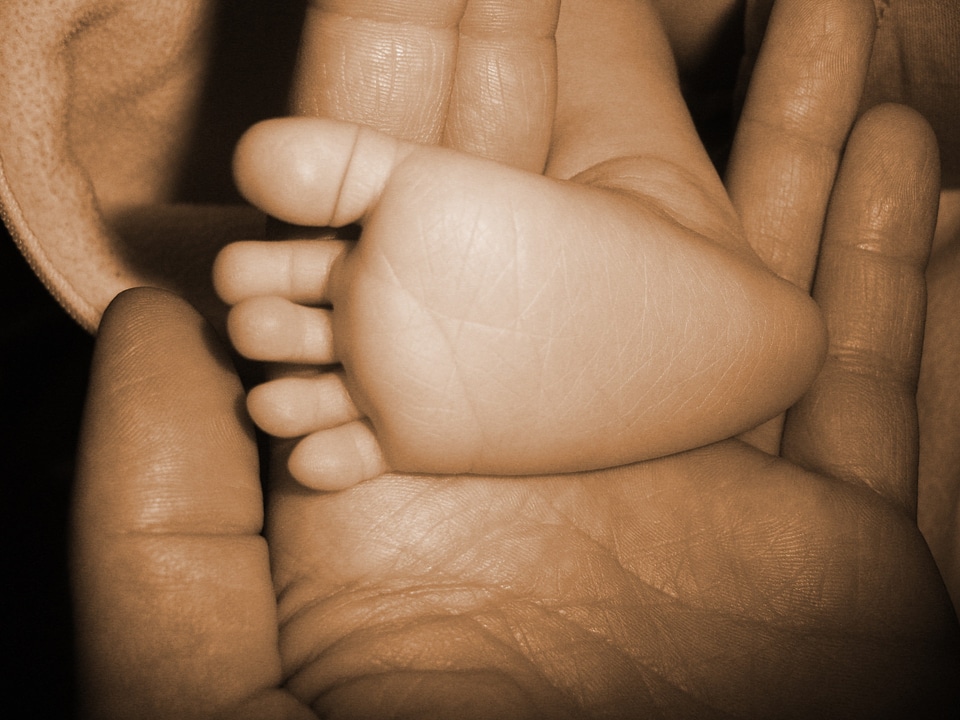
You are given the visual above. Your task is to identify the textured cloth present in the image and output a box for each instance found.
[863,0,960,186]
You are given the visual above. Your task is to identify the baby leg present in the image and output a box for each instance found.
[215,117,825,489]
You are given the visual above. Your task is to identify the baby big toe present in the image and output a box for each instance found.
[248,372,362,438]
[228,296,336,363]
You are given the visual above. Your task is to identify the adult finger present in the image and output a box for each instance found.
[781,105,940,517]
[290,0,462,143]
[727,0,876,452]
[292,0,559,171]
[441,0,559,171]
[727,0,876,288]
[72,288,314,719]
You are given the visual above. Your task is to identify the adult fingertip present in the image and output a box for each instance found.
[852,103,940,182]
[100,286,197,331]
[841,103,940,264]
[855,102,938,144]
[741,0,877,139]
[100,286,240,384]
[81,286,261,535]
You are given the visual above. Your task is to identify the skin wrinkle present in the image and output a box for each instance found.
[62,1,123,44]
[280,580,500,659]
[446,42,550,159]
[328,123,362,226]
[458,0,558,40]
[549,592,778,712]
[522,181,760,432]
[692,481,827,617]
[303,12,457,141]
[737,114,844,171]
[575,155,744,262]
[744,144,835,283]
[541,515,687,616]
[316,669,552,716]
[821,249,926,378]
[277,580,406,666]
[583,255,649,422]
[364,483,467,565]
[347,227,482,454]
[308,0,467,28]
[830,341,921,388]
[311,628,560,706]
[444,0,558,166]
[90,423,256,534]
[525,485,697,614]
[793,383,916,503]
[448,203,521,328]
[468,579,680,709]
[626,257,749,427]
[558,240,658,431]
[357,160,674,466]
[278,498,588,688]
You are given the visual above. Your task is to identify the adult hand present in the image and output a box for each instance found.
[73,106,959,717]
[289,0,560,172]
[72,290,315,720]
[72,0,959,717]
[721,0,960,610]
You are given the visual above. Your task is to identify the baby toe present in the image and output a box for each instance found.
[288,421,388,491]
[227,296,336,364]
[214,239,350,305]
[248,372,362,438]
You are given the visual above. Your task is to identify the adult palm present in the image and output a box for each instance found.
[258,102,960,719]
[271,440,956,718]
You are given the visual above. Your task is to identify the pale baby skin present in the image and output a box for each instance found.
[214,117,826,490]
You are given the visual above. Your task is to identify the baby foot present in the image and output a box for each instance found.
[215,117,826,489]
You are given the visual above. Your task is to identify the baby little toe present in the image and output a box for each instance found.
[288,421,388,491]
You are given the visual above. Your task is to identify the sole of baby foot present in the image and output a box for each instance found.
[227,117,826,481]
[328,153,825,476]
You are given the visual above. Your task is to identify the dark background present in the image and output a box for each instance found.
[1,5,307,714]
[2,224,92,716]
